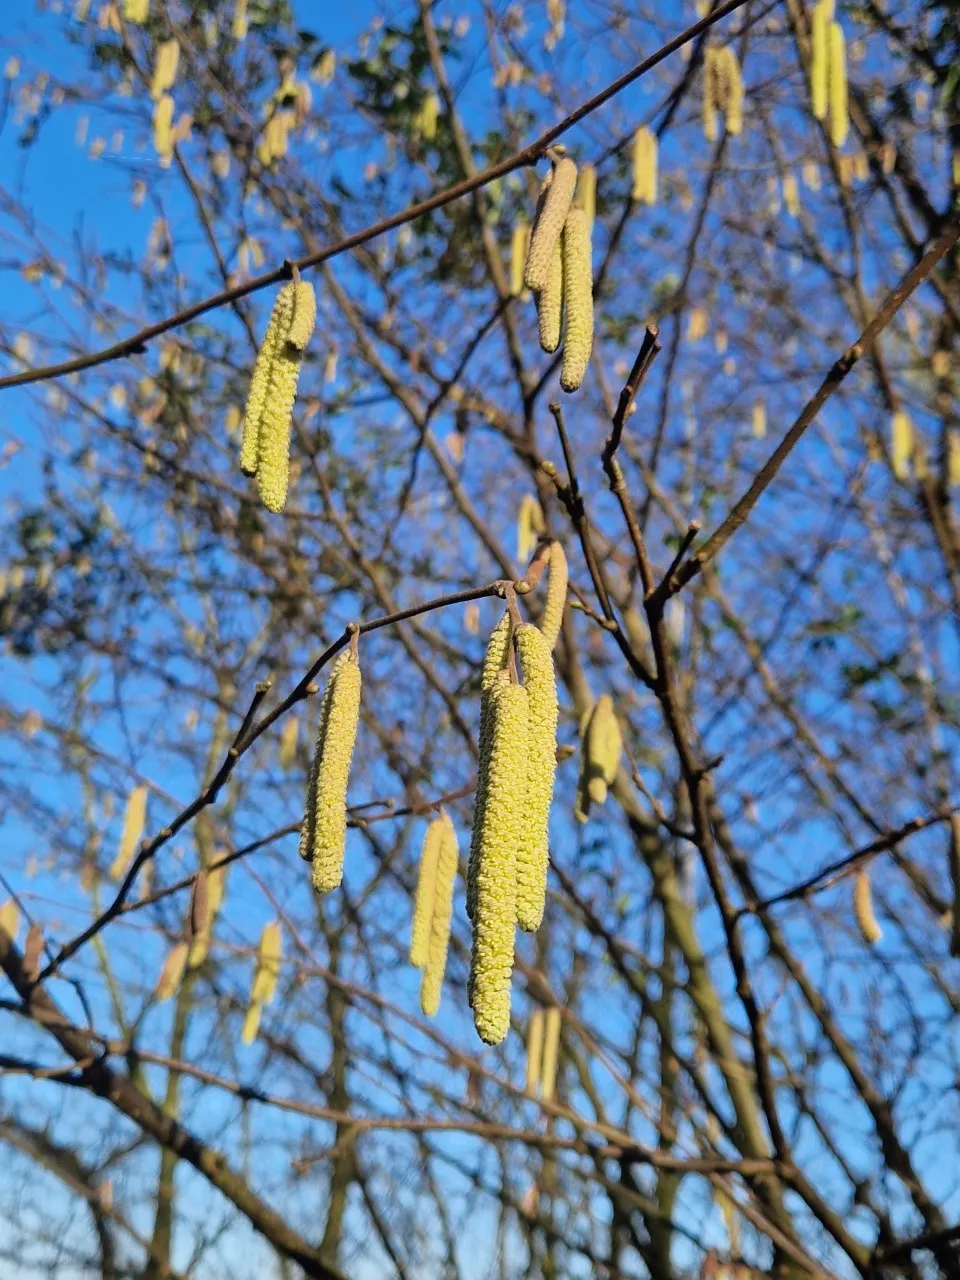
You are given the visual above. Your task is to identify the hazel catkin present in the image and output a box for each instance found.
[514,624,558,933]
[468,613,513,921]
[420,811,458,1016]
[631,127,657,205]
[257,344,301,513]
[540,1007,562,1102]
[525,1009,544,1095]
[540,541,568,652]
[537,241,563,355]
[891,410,913,481]
[559,207,593,394]
[524,156,578,293]
[853,869,882,945]
[240,283,296,477]
[286,280,317,352]
[304,651,362,894]
[410,817,444,968]
[810,0,830,120]
[510,221,530,298]
[828,21,848,148]
[469,671,527,1045]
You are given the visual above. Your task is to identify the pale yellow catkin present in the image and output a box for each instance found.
[232,0,248,40]
[469,672,527,1044]
[510,222,530,298]
[783,174,800,217]
[420,812,458,1016]
[410,818,444,968]
[559,208,593,394]
[257,343,301,513]
[122,0,149,22]
[537,241,563,354]
[540,1007,562,1102]
[150,38,179,101]
[828,21,848,148]
[949,435,960,488]
[577,164,596,231]
[110,784,148,879]
[525,1009,544,1096]
[278,715,299,770]
[891,410,913,481]
[719,47,744,135]
[631,128,657,205]
[752,400,767,439]
[155,941,189,1002]
[467,614,513,921]
[241,1001,262,1044]
[152,93,174,163]
[525,157,578,292]
[251,920,283,1005]
[853,869,882,944]
[286,280,317,352]
[517,494,545,563]
[540,541,568,651]
[810,1,830,120]
[514,624,558,933]
[702,48,719,142]
[306,654,362,893]
[577,694,622,816]
[299,653,346,862]
[240,283,296,477]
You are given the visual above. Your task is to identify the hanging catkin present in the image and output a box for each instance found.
[718,48,744,135]
[525,156,578,292]
[251,920,283,1005]
[110,785,148,879]
[510,222,530,298]
[525,1009,544,1095]
[303,650,362,894]
[702,48,719,142]
[286,280,317,352]
[576,694,622,822]
[278,715,299,770]
[631,128,657,205]
[467,614,513,921]
[420,811,458,1016]
[240,284,296,477]
[517,494,545,563]
[853,869,882,944]
[891,410,913,481]
[810,0,831,120]
[153,93,174,164]
[559,207,593,393]
[257,328,304,513]
[515,624,558,932]
[469,671,527,1044]
[410,817,444,968]
[537,242,563,354]
[150,38,179,100]
[540,541,568,651]
[540,1007,562,1102]
[828,21,848,147]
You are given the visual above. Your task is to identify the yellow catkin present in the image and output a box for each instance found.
[810,1,830,120]
[525,157,578,292]
[577,164,596,231]
[241,1001,261,1044]
[702,48,719,142]
[279,715,299,770]
[286,280,317,352]
[420,812,458,1016]
[298,654,345,861]
[560,207,593,394]
[525,1009,544,1095]
[948,435,960,488]
[240,283,295,477]
[517,494,545,563]
[306,654,362,893]
[540,541,568,651]
[155,941,189,1002]
[752,400,767,439]
[152,93,174,164]
[469,672,527,1044]
[418,92,440,142]
[576,695,621,820]
[891,410,913,481]
[110,784,148,879]
[257,344,301,513]
[828,21,848,148]
[540,1007,562,1102]
[122,0,149,21]
[0,900,20,942]
[515,624,558,933]
[510,222,530,298]
[631,127,658,205]
[719,47,744,135]
[150,38,179,101]
[410,818,444,968]
[853,869,882,944]
[232,0,248,40]
[537,241,563,354]
[783,174,800,217]
[467,614,514,920]
[251,920,282,1005]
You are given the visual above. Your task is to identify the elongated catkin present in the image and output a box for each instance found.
[420,812,458,1016]
[891,410,913,481]
[468,613,513,921]
[410,818,444,968]
[153,93,174,163]
[828,21,848,147]
[810,1,830,120]
[469,672,527,1044]
[720,48,744,135]
[515,624,558,933]
[525,1009,544,1095]
[306,653,362,893]
[525,157,578,292]
[702,48,719,142]
[510,221,530,298]
[631,128,657,205]
[241,283,296,476]
[537,242,563,354]
[251,920,282,1005]
[298,652,346,861]
[853,869,882,944]
[540,541,568,651]
[286,280,317,351]
[150,38,179,100]
[257,343,301,513]
[540,1007,562,1102]
[559,208,593,393]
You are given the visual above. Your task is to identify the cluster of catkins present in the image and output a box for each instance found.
[299,642,362,893]
[810,0,848,148]
[240,277,317,513]
[522,154,594,394]
[466,581,563,1044]
[703,46,744,140]
[525,1006,562,1102]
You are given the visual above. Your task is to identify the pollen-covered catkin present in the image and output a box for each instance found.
[853,869,882,944]
[525,1009,544,1095]
[575,694,621,821]
[702,48,719,142]
[240,283,295,477]
[810,0,830,120]
[251,920,282,1005]
[420,812,458,1016]
[540,541,568,652]
[257,344,301,513]
[515,624,558,933]
[468,614,513,921]
[828,21,848,147]
[298,653,346,862]
[150,38,179,100]
[286,280,317,352]
[559,208,593,394]
[510,222,530,298]
[537,241,563,354]
[540,1007,562,1102]
[524,157,578,292]
[720,48,744,135]
[891,410,913,481]
[469,672,528,1045]
[631,128,657,205]
[410,818,444,968]
[307,653,362,893]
